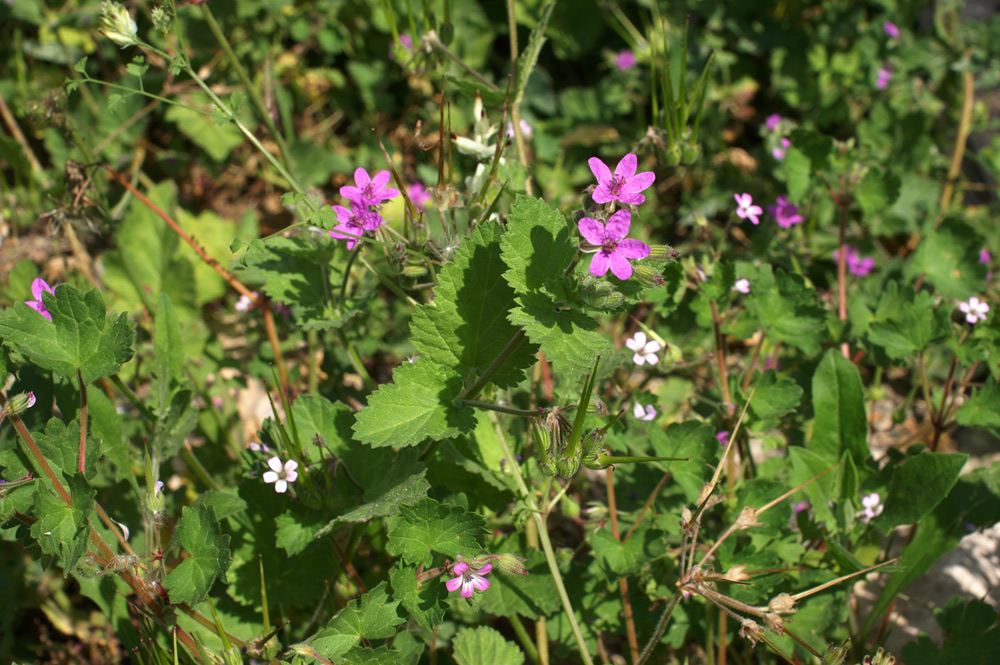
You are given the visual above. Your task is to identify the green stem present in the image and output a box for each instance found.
[338,244,363,309]
[636,589,683,665]
[336,328,375,392]
[110,374,155,423]
[424,30,498,91]
[509,614,540,664]
[199,4,293,168]
[77,370,88,474]
[492,414,594,665]
[455,399,537,418]
[459,329,527,401]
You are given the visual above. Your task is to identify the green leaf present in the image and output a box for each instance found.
[163,504,232,605]
[589,525,666,581]
[905,219,986,300]
[292,394,356,457]
[334,449,430,524]
[386,498,488,567]
[85,385,128,482]
[353,360,476,448]
[164,102,244,162]
[500,194,576,296]
[478,551,560,619]
[508,292,611,377]
[389,562,446,632]
[31,474,94,574]
[745,266,827,355]
[954,377,1000,435]
[857,170,901,216]
[512,3,554,107]
[411,221,535,389]
[867,287,949,360]
[748,369,803,421]
[876,452,967,531]
[192,491,247,522]
[310,582,405,660]
[809,349,869,465]
[901,598,1000,665]
[788,447,845,532]
[0,285,135,383]
[453,626,524,665]
[275,505,329,556]
[34,417,103,479]
[644,421,718,502]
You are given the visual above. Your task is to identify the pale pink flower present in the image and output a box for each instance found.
[25,278,56,320]
[632,402,657,421]
[959,297,990,324]
[408,183,432,210]
[578,210,650,280]
[772,137,791,160]
[588,153,656,206]
[876,66,892,90]
[883,22,900,39]
[733,278,750,294]
[734,193,763,225]
[834,246,875,276]
[235,292,258,312]
[339,168,399,207]
[445,562,492,598]
[505,119,533,138]
[263,457,298,493]
[625,331,661,366]
[861,492,884,521]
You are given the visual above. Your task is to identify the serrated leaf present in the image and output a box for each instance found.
[389,562,446,632]
[386,498,488,567]
[857,169,900,216]
[453,626,524,665]
[275,505,330,556]
[34,417,103,478]
[31,474,94,574]
[353,360,476,448]
[876,452,967,531]
[743,266,826,354]
[867,288,950,360]
[508,292,611,377]
[334,449,429,524]
[500,195,576,295]
[905,219,986,300]
[411,221,535,389]
[0,285,135,383]
[748,369,803,421]
[310,582,405,659]
[192,491,247,521]
[163,504,232,605]
[809,349,869,465]
[955,377,1000,435]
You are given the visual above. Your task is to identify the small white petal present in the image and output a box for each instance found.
[285,460,299,473]
[274,479,288,493]
[285,469,298,484]
[262,471,279,484]
[267,456,284,473]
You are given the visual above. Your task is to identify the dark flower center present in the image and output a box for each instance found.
[601,239,619,253]
[608,175,626,194]
[363,183,377,199]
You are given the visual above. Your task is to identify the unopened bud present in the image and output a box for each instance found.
[290,643,316,657]
[821,640,851,665]
[768,592,796,614]
[221,646,243,665]
[720,565,750,582]
[402,263,428,277]
[681,143,701,165]
[646,244,680,262]
[663,145,682,167]
[555,455,580,478]
[3,391,36,417]
[151,6,172,35]
[587,398,609,416]
[733,506,760,530]
[496,553,529,576]
[633,265,666,287]
[100,2,139,48]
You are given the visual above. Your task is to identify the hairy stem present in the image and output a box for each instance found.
[607,467,639,663]
[636,589,683,665]
[459,329,527,401]
[77,370,88,474]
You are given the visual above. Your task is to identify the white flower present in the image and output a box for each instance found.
[235,292,258,312]
[861,492,884,521]
[263,456,299,493]
[625,331,661,366]
[959,296,990,324]
[100,1,139,48]
[733,278,751,294]
[632,402,657,421]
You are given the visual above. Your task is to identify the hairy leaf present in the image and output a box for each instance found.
[386,498,488,567]
[163,504,232,605]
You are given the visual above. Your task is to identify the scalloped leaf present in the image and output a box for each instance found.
[386,498,488,567]
[163,504,232,605]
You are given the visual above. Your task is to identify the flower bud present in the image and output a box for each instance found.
[221,647,243,665]
[646,244,680,263]
[587,398,609,416]
[402,263,428,277]
[681,143,701,165]
[768,592,796,614]
[555,455,580,478]
[151,6,172,36]
[496,553,529,576]
[100,2,139,48]
[663,145,682,167]
[632,265,666,287]
[821,640,851,665]
[3,391,36,418]
[290,644,317,657]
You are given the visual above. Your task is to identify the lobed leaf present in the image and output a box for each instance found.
[163,504,232,605]
[386,498,488,567]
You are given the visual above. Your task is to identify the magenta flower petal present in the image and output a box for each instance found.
[445,576,463,592]
[589,157,612,187]
[607,253,634,280]
[578,217,607,245]
[354,167,372,187]
[603,209,631,240]
[617,239,650,260]
[589,252,612,277]
[614,153,638,180]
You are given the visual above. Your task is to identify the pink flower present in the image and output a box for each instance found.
[262,457,298,493]
[339,168,400,207]
[632,402,657,421]
[399,34,414,50]
[25,278,56,320]
[578,209,650,280]
[861,492,884,521]
[445,562,492,598]
[733,278,750,294]
[980,248,991,264]
[772,137,791,160]
[883,22,900,39]
[408,182,432,210]
[959,296,990,324]
[834,246,875,276]
[716,431,729,446]
[765,114,781,131]
[505,119,533,138]
[768,195,804,228]
[614,50,637,71]
[793,500,811,516]
[330,202,382,249]
[625,331,661,366]
[734,193,763,225]
[588,153,656,206]
[235,292,258,312]
[876,66,892,90]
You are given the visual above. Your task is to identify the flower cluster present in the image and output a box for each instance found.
[330,168,400,249]
[577,153,654,280]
